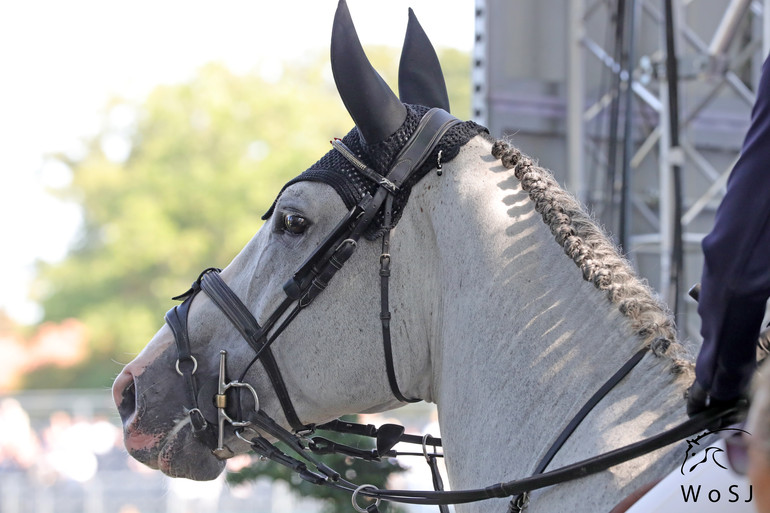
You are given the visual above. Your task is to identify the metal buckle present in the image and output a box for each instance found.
[378,177,398,193]
[212,350,261,459]
[509,492,530,513]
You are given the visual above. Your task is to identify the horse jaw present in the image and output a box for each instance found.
[249,181,430,416]
[156,418,225,480]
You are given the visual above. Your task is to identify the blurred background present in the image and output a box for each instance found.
[2,0,768,512]
[0,1,471,511]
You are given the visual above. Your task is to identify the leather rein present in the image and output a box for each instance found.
[164,108,746,512]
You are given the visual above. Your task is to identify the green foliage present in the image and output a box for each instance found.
[35,60,352,373]
[23,358,118,390]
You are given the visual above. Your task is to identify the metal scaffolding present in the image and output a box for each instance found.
[475,0,769,340]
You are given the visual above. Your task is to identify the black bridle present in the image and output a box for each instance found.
[163,108,747,512]
[166,107,460,453]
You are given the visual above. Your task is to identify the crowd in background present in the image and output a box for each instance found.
[0,397,312,513]
[0,396,439,513]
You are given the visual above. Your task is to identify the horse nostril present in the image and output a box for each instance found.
[119,380,137,421]
[114,371,138,423]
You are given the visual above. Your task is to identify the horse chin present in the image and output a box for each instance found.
[123,418,225,481]
[156,426,226,480]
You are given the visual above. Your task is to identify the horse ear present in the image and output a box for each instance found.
[331,0,407,144]
[398,8,450,112]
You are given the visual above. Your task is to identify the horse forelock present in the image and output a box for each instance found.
[491,139,694,376]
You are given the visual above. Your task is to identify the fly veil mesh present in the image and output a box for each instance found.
[263,104,487,239]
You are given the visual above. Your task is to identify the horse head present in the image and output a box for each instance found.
[112,0,479,480]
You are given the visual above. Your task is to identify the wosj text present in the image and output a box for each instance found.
[681,484,753,503]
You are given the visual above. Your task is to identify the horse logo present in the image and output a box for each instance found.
[680,428,750,475]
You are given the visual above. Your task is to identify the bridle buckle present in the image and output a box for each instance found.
[509,492,530,513]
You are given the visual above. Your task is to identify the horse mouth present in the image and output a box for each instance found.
[114,371,225,480]
[121,413,225,480]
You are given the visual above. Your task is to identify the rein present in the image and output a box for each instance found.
[235,352,744,512]
[163,108,747,511]
[240,403,743,511]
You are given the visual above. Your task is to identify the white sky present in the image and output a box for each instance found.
[0,0,475,324]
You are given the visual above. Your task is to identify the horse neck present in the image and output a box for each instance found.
[410,136,693,510]
[423,136,656,399]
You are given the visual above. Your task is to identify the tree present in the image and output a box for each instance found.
[32,59,350,386]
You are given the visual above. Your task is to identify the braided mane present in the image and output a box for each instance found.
[491,140,693,374]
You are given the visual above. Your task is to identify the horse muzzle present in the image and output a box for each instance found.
[113,363,229,479]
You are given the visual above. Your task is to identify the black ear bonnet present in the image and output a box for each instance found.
[262,1,488,239]
[262,105,486,240]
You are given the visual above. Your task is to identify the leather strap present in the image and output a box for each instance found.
[199,270,309,432]
[427,454,449,513]
[165,289,218,448]
[343,405,746,507]
[387,108,460,188]
[509,346,650,511]
[362,108,460,403]
[234,399,745,509]
[287,202,365,297]
[379,194,418,402]
[317,418,443,448]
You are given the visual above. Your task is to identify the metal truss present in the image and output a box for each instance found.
[566,0,768,340]
[472,0,489,126]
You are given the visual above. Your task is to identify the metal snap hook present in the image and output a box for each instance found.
[235,428,268,461]
[422,433,440,462]
[510,491,530,513]
[351,484,381,513]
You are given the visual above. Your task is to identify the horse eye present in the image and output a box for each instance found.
[283,213,310,235]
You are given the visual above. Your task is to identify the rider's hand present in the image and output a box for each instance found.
[685,380,749,427]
